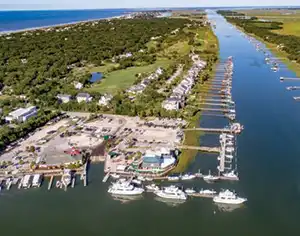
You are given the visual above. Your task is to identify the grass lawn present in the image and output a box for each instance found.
[0,95,11,100]
[273,20,300,37]
[85,58,171,95]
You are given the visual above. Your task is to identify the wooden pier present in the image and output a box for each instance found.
[48,175,54,190]
[177,145,220,153]
[184,127,233,133]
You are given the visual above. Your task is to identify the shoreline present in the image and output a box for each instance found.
[0,13,130,35]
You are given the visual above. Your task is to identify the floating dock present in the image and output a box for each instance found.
[48,176,54,190]
[188,193,215,198]
[71,177,75,188]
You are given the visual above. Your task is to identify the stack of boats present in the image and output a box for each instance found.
[106,178,247,205]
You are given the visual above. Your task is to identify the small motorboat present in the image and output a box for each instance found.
[168,176,180,181]
[199,189,217,195]
[185,188,196,194]
[203,170,220,182]
[180,173,196,181]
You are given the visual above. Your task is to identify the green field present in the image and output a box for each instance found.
[85,58,171,95]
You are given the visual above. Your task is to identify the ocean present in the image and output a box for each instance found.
[0,9,132,32]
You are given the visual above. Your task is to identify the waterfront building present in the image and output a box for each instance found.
[5,106,37,123]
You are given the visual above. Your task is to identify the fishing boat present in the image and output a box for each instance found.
[203,170,220,182]
[213,189,247,205]
[154,185,187,200]
[145,184,159,192]
[223,171,239,180]
[180,173,196,180]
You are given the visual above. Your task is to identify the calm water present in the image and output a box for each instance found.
[0,9,130,32]
[1,11,300,236]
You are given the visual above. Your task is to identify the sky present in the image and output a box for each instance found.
[0,0,299,10]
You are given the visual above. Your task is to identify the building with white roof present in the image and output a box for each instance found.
[5,106,37,123]
[76,93,92,103]
[57,94,71,103]
[98,94,113,106]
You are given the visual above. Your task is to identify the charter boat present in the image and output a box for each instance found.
[145,184,159,192]
[199,189,217,196]
[180,173,196,180]
[154,185,187,200]
[108,180,144,195]
[203,170,219,182]
[62,169,72,187]
[213,189,247,205]
[223,171,239,180]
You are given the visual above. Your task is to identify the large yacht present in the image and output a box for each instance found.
[62,169,72,187]
[154,185,187,200]
[108,180,144,195]
[213,190,247,205]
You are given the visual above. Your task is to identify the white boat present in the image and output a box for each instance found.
[167,176,180,181]
[131,179,142,185]
[226,134,234,139]
[213,189,247,205]
[185,188,196,194]
[108,180,144,195]
[62,169,72,187]
[180,173,196,180]
[223,171,239,180]
[154,185,187,200]
[22,175,31,188]
[110,173,120,179]
[203,170,220,182]
[225,155,234,159]
[199,189,217,195]
[145,177,153,181]
[56,180,62,188]
[226,147,235,153]
[32,174,43,187]
[145,184,159,192]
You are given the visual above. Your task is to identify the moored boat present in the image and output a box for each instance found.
[145,184,159,192]
[213,189,247,205]
[108,180,144,195]
[154,185,187,200]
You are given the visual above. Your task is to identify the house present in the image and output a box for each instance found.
[162,98,180,111]
[57,94,71,103]
[98,94,113,106]
[76,93,92,103]
[5,106,38,123]
[74,82,83,90]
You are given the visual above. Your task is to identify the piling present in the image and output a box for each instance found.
[48,175,54,190]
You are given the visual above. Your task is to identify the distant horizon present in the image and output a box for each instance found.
[0,5,300,11]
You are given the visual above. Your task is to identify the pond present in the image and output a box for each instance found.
[90,72,103,83]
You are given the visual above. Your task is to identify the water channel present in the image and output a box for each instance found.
[0,11,300,236]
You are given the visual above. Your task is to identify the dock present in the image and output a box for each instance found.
[48,175,54,190]
[188,193,215,198]
[102,172,110,183]
[199,102,231,107]
[184,127,233,133]
[71,177,75,188]
[280,77,300,82]
[199,107,231,113]
[177,145,220,153]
